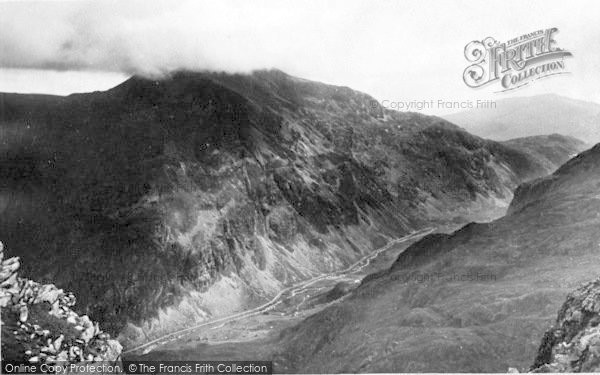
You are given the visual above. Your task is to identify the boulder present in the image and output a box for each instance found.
[19,305,29,322]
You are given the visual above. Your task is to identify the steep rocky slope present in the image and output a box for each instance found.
[273,144,600,372]
[531,277,600,372]
[0,70,570,347]
[0,241,122,364]
[444,94,600,142]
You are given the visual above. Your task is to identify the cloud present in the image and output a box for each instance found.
[1,0,600,107]
[0,0,365,76]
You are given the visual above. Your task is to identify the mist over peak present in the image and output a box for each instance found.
[3,0,600,105]
[0,1,352,77]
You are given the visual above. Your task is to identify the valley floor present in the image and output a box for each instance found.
[125,228,437,363]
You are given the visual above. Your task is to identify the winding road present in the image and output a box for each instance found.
[124,227,435,355]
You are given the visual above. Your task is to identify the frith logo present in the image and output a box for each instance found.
[463,28,572,92]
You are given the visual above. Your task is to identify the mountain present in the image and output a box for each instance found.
[444,94,600,142]
[501,134,590,173]
[0,70,574,350]
[269,144,600,372]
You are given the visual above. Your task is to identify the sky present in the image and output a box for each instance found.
[1,0,600,115]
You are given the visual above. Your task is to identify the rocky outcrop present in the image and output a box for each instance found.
[0,241,122,364]
[531,277,600,373]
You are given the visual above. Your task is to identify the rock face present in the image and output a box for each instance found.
[0,241,122,364]
[0,69,578,346]
[531,277,600,372]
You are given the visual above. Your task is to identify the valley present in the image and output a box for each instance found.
[270,144,600,372]
[134,145,600,373]
[0,69,594,370]
[125,227,435,356]
[3,1,600,372]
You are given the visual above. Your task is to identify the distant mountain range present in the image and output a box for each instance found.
[444,94,600,143]
[0,70,590,359]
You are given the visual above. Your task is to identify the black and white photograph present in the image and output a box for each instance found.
[1,0,600,373]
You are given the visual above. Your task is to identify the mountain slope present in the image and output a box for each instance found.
[0,70,570,348]
[502,134,589,174]
[273,144,600,372]
[444,94,600,142]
